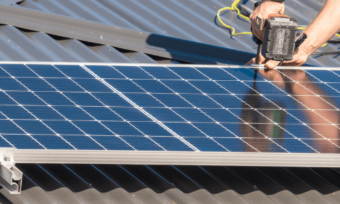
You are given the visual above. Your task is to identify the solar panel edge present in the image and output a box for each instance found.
[9,149,340,167]
[0,61,339,70]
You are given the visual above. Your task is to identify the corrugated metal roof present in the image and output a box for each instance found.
[0,0,339,203]
[12,0,340,67]
[0,24,167,63]
[0,164,339,204]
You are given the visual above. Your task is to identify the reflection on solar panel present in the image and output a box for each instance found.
[1,63,340,166]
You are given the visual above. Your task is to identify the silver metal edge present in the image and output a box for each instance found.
[0,61,339,70]
[12,150,340,167]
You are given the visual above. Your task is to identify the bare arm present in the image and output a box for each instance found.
[249,0,340,68]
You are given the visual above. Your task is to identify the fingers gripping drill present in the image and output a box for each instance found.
[252,2,306,66]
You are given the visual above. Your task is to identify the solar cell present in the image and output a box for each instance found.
[1,63,340,167]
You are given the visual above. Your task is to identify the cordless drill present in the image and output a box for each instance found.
[253,2,306,65]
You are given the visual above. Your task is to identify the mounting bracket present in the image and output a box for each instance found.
[0,149,22,194]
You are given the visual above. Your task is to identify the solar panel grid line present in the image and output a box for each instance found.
[154,66,249,152]
[276,70,340,144]
[49,65,137,151]
[135,65,232,152]
[89,66,185,152]
[78,72,168,152]
[80,65,196,151]
[0,66,72,149]
[2,63,340,158]
[189,67,289,153]
[236,75,338,151]
[306,70,340,99]
[331,70,340,78]
[0,133,15,148]
[161,66,262,152]
[0,109,47,149]
[231,68,340,151]
[0,65,96,149]
[291,73,340,110]
[223,110,289,153]
[215,68,321,153]
[278,73,338,115]
[21,65,108,150]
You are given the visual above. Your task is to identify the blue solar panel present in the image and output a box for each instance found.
[0,63,339,155]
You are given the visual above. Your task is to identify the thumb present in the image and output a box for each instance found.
[265,60,281,69]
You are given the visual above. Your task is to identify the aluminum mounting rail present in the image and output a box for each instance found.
[0,149,22,194]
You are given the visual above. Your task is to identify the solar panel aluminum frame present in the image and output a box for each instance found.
[6,149,340,167]
[1,62,340,168]
[0,61,339,70]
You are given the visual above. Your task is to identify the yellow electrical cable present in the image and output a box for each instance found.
[217,0,252,36]
[217,0,339,48]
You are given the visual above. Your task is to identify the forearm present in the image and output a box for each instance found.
[299,0,340,56]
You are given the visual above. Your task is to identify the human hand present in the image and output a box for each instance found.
[245,47,309,69]
[250,0,285,40]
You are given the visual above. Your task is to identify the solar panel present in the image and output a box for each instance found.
[1,63,340,167]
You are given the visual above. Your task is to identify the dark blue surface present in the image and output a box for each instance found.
[0,64,339,153]
[198,68,235,80]
[143,67,180,79]
[27,65,65,77]
[173,109,214,122]
[62,136,104,150]
[121,136,163,150]
[0,78,26,91]
[143,108,184,122]
[181,94,221,108]
[45,78,83,92]
[17,78,55,91]
[83,107,122,121]
[0,106,35,119]
[34,136,74,149]
[102,122,143,136]
[4,135,43,149]
[54,65,93,78]
[111,107,151,122]
[161,81,201,94]
[86,66,125,78]
[54,106,93,120]
[307,70,340,83]
[0,64,37,77]
[184,137,226,151]
[94,136,134,150]
[124,93,164,107]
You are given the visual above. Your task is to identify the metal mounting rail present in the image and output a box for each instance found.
[0,149,22,194]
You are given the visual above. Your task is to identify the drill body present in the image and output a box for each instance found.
[261,15,298,61]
